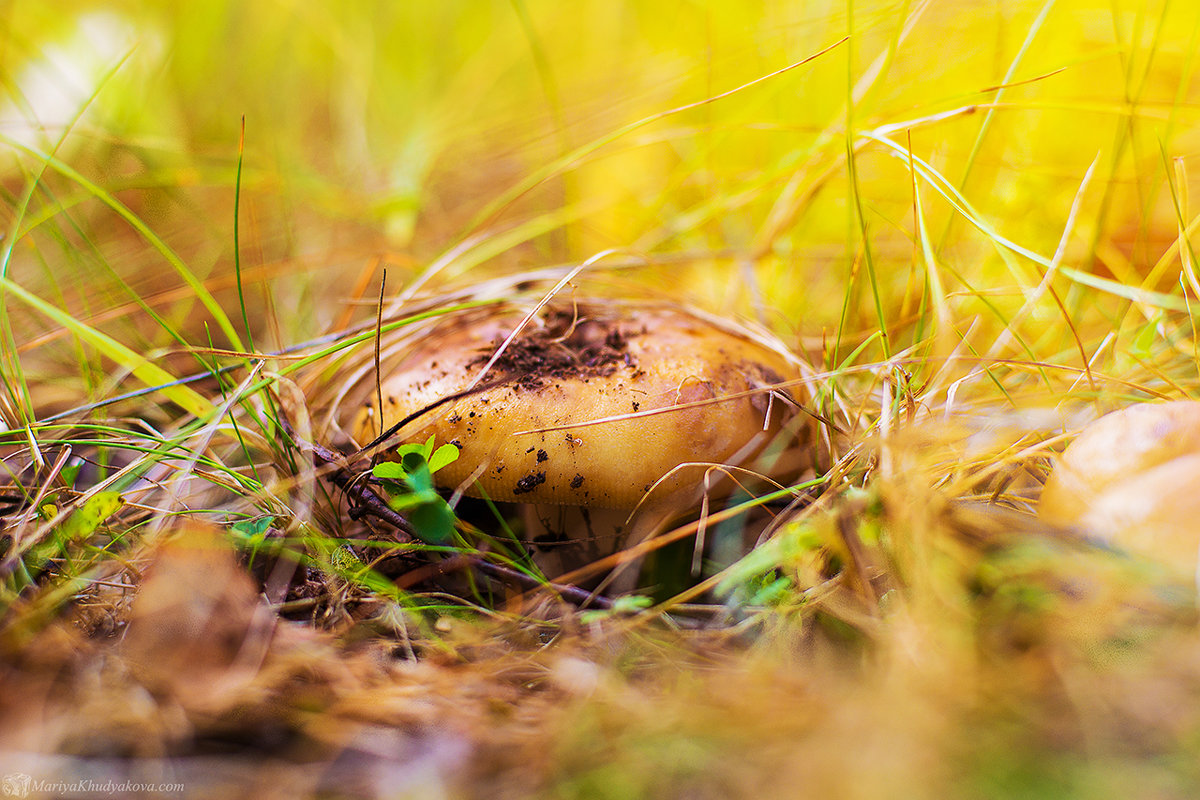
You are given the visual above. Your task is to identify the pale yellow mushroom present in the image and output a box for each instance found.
[1039,400,1200,581]
[352,299,809,588]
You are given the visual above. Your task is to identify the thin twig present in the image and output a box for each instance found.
[471,557,614,609]
[281,417,417,539]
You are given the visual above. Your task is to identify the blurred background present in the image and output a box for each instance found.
[5,0,1200,421]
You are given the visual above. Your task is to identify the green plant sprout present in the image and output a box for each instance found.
[371,436,460,544]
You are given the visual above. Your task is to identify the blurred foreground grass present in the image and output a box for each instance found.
[4,1,1200,798]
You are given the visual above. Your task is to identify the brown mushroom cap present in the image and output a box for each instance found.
[352,301,803,508]
[1040,400,1200,573]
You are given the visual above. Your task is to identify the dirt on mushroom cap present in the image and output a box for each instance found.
[353,300,808,508]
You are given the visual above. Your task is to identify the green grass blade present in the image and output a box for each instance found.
[0,132,246,351]
[0,275,214,420]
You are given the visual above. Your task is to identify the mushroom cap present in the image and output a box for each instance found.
[352,301,803,508]
[1040,400,1200,573]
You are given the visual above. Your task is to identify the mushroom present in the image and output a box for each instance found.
[1039,400,1200,581]
[352,299,810,590]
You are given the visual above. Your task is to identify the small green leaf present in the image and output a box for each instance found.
[401,452,435,494]
[386,489,439,511]
[408,499,456,544]
[231,516,274,542]
[427,443,460,474]
[372,461,410,481]
[393,443,428,462]
[232,516,274,537]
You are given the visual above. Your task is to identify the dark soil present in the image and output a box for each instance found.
[469,307,636,390]
[513,470,548,494]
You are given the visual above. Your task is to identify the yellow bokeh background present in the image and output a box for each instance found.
[3,0,1199,401]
